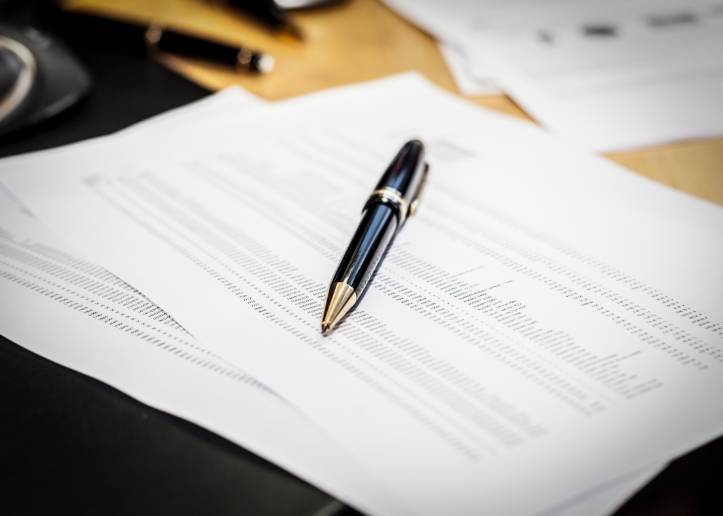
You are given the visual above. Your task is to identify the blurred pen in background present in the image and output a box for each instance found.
[43,6,274,74]
[222,0,350,41]
[226,0,305,40]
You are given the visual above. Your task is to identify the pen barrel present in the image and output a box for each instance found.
[38,10,269,73]
[374,139,426,210]
[149,28,246,69]
[228,0,288,30]
[332,203,399,297]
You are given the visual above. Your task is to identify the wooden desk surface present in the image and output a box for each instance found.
[71,0,723,205]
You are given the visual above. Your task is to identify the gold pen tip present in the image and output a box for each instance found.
[320,282,357,336]
[321,322,331,335]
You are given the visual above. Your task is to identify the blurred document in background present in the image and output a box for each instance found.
[3,74,721,516]
[385,0,723,151]
[439,44,501,96]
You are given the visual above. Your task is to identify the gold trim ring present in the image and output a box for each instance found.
[369,187,408,224]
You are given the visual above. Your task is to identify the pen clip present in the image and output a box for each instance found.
[408,162,429,217]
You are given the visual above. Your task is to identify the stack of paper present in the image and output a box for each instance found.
[384,0,723,151]
[2,74,722,515]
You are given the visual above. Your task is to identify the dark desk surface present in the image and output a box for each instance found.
[1,3,721,516]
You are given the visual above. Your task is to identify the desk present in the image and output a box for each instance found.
[7,1,723,515]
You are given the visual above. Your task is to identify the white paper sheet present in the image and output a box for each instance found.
[4,75,711,515]
[384,0,723,151]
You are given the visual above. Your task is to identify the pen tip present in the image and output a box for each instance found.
[320,282,356,336]
[320,322,331,336]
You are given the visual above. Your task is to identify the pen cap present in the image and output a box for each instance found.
[375,139,426,206]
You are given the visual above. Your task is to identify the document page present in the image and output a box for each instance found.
[3,75,720,516]
[467,0,723,150]
[385,0,723,150]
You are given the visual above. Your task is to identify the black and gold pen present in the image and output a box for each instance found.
[43,9,274,74]
[321,140,429,335]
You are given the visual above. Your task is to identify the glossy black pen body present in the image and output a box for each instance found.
[321,139,428,335]
[41,10,274,74]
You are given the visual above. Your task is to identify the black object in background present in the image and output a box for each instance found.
[0,17,211,156]
[224,0,350,41]
[227,0,305,39]
[0,1,238,157]
[0,22,91,138]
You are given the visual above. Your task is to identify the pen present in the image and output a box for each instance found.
[227,0,305,40]
[321,140,429,335]
[145,24,274,73]
[43,10,274,74]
